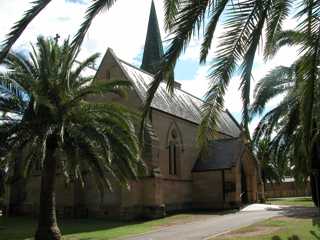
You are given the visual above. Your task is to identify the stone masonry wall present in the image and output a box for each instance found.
[265,182,311,198]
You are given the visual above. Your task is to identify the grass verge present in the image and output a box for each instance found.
[267,197,314,207]
[214,216,320,240]
[0,213,197,240]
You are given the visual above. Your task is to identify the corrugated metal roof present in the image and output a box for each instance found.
[193,138,245,171]
[118,58,242,137]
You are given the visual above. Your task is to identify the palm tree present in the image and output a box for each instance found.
[0,36,142,240]
[251,57,318,205]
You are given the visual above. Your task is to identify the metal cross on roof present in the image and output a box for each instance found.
[54,33,60,43]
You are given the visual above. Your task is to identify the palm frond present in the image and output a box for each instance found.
[264,0,293,59]
[72,0,117,53]
[70,53,100,83]
[0,0,51,63]
[200,0,229,63]
[251,65,295,116]
[164,0,182,31]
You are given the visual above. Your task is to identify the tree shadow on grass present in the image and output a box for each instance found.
[266,205,319,219]
[310,218,320,240]
[261,205,320,240]
[0,209,240,240]
[271,234,320,240]
[0,216,147,240]
[271,236,302,240]
[268,214,320,240]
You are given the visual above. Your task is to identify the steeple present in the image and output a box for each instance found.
[141,0,164,74]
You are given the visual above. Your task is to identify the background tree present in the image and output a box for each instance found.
[254,138,283,188]
[0,36,143,240]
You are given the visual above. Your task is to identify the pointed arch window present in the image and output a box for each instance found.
[168,128,179,175]
[106,70,111,80]
[169,141,177,175]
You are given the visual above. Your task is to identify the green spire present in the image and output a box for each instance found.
[141,0,164,74]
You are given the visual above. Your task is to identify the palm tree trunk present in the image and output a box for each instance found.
[8,176,26,216]
[8,150,26,216]
[311,172,320,208]
[311,140,320,208]
[35,136,61,240]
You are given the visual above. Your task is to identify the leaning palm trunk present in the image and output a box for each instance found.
[35,136,61,240]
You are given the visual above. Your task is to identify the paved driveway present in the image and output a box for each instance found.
[122,204,283,240]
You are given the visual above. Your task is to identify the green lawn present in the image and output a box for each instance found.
[267,197,315,207]
[214,197,319,240]
[0,214,195,240]
[215,217,320,240]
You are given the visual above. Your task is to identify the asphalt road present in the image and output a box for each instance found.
[122,206,282,240]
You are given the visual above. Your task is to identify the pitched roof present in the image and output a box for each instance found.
[110,50,242,138]
[140,0,164,74]
[192,138,245,171]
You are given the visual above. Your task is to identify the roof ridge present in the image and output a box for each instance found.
[118,58,155,77]
[118,58,205,102]
[225,109,243,130]
[177,86,204,103]
[210,137,241,143]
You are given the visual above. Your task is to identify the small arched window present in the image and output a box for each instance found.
[106,70,111,80]
[168,129,178,175]
[169,141,177,175]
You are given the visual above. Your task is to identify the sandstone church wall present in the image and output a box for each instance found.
[151,110,199,180]
[192,167,243,210]
[240,149,258,203]
[192,171,224,209]
[224,167,240,207]
[160,178,193,211]
[21,175,76,217]
[150,110,198,211]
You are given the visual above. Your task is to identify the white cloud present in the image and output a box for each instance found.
[0,0,165,63]
[0,1,85,49]
[177,66,209,97]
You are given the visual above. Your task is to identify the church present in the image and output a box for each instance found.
[18,1,262,220]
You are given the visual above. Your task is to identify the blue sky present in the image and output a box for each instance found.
[0,0,299,132]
